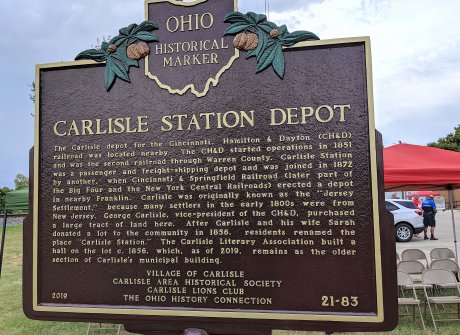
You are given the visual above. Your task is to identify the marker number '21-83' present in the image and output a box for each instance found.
[321,296,359,307]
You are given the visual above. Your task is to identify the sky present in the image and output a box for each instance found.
[0,0,459,189]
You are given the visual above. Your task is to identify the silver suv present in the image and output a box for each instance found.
[385,199,424,242]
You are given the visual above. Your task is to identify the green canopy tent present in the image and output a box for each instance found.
[1,188,29,276]
[3,188,29,213]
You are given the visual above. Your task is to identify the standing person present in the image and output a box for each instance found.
[412,194,422,237]
[412,194,421,208]
[421,195,437,240]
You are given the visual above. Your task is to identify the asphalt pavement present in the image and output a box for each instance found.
[395,209,460,261]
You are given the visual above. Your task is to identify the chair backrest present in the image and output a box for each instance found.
[402,249,427,262]
[422,269,458,286]
[397,271,413,286]
[397,260,425,274]
[430,259,459,273]
[430,248,455,261]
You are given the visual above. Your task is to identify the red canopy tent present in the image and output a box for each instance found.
[384,143,460,191]
[384,143,460,260]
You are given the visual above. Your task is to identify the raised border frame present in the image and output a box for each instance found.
[32,36,383,323]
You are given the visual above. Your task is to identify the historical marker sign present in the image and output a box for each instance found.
[24,0,397,333]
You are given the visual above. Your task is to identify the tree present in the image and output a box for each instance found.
[428,124,460,152]
[29,81,35,104]
[14,174,29,190]
[0,187,11,212]
[30,81,35,117]
[90,35,112,50]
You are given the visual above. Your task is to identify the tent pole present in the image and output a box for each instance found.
[448,186,458,263]
[0,210,7,278]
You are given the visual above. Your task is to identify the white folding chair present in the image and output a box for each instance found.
[430,259,460,287]
[397,271,426,330]
[402,249,429,268]
[398,260,427,287]
[422,269,460,332]
[430,248,456,263]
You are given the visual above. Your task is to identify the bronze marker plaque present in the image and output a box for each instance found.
[24,0,397,333]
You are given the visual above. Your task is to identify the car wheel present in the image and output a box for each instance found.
[395,223,413,242]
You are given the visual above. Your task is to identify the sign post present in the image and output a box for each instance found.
[24,0,397,333]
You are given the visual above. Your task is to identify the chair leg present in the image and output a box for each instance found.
[426,299,437,332]
[417,303,426,330]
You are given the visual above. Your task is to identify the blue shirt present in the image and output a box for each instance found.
[421,199,436,212]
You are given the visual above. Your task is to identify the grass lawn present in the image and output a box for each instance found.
[1,225,460,334]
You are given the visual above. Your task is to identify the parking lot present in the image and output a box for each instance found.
[395,208,460,257]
